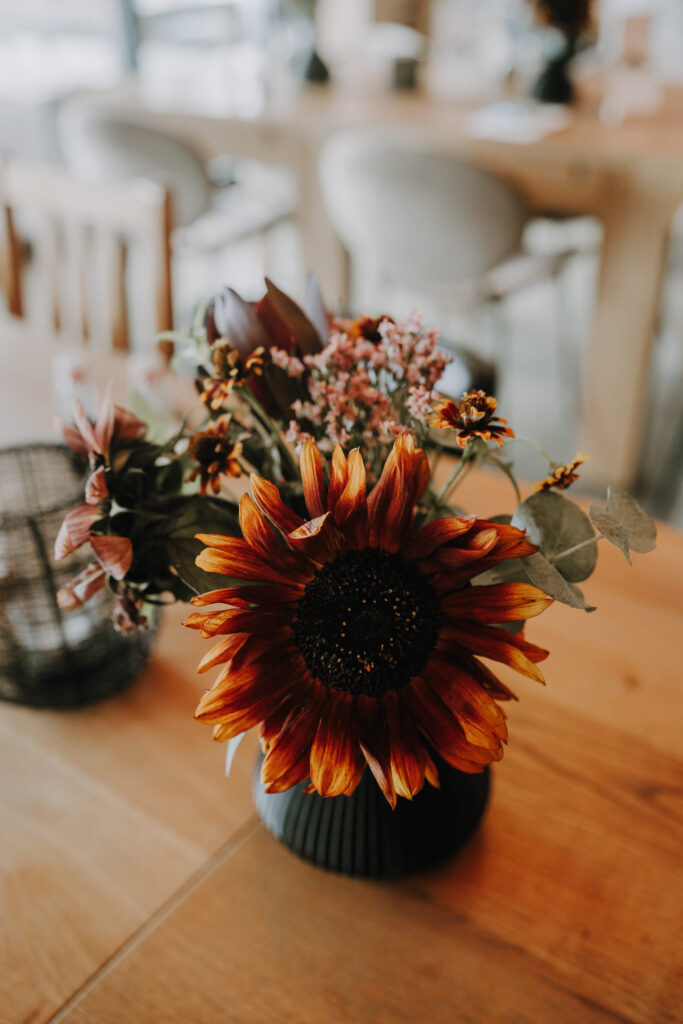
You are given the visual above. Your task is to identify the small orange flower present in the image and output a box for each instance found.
[200,344,266,410]
[430,391,514,449]
[188,434,551,806]
[187,416,243,495]
[534,452,589,492]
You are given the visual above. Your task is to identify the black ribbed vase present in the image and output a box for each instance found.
[252,753,490,879]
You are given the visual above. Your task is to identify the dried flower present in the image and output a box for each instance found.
[187,416,243,495]
[534,452,589,492]
[430,391,514,448]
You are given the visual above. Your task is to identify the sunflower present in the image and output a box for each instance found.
[430,390,514,448]
[188,435,551,806]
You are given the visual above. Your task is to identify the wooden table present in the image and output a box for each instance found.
[1,333,682,1024]
[82,77,683,492]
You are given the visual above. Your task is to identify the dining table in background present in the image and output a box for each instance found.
[82,76,683,495]
[1,322,682,1024]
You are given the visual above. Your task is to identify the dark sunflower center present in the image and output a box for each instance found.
[292,547,442,698]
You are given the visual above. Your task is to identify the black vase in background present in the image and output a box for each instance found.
[532,39,577,104]
[253,753,490,879]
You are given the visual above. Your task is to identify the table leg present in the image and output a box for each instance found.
[582,177,676,490]
[296,141,350,313]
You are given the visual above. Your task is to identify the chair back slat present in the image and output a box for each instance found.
[0,158,173,357]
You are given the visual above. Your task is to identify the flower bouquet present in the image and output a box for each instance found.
[54,277,656,877]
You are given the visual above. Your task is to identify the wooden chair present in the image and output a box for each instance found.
[1,158,173,359]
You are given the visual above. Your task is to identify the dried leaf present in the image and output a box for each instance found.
[589,504,631,563]
[511,490,597,583]
[522,552,596,611]
[607,486,657,553]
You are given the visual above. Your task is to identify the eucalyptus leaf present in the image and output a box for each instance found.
[589,504,631,563]
[511,490,597,583]
[607,486,657,553]
[522,552,596,612]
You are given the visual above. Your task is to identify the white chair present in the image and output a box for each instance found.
[56,100,297,316]
[318,129,578,403]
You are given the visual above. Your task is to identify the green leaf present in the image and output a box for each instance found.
[607,486,657,553]
[154,495,241,596]
[511,490,597,583]
[522,552,596,612]
[589,504,631,563]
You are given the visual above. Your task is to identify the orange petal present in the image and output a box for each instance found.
[191,582,302,606]
[261,684,327,793]
[403,514,477,560]
[442,583,553,622]
[300,438,327,519]
[287,512,339,563]
[250,474,304,535]
[383,690,430,799]
[333,448,366,523]
[355,695,397,808]
[196,633,249,673]
[309,691,365,798]
[327,444,348,513]
[194,649,298,726]
[426,657,508,747]
[196,542,306,584]
[403,680,495,772]
[239,493,282,560]
[439,624,548,683]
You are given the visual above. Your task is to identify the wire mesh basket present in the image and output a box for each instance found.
[0,443,156,708]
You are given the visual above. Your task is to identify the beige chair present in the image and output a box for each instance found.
[318,130,579,406]
[1,158,173,359]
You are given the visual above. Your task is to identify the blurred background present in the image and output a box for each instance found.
[0,0,682,522]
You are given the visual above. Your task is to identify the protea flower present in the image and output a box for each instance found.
[188,434,552,806]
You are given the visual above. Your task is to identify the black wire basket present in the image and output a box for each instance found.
[0,443,156,708]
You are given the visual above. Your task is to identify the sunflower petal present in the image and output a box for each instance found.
[309,692,365,798]
[442,583,553,622]
[300,438,327,518]
[262,684,327,793]
[327,444,348,513]
[355,695,396,808]
[250,474,304,535]
[194,650,298,727]
[403,514,477,560]
[403,680,495,772]
[287,512,339,563]
[191,582,302,607]
[196,541,305,584]
[196,634,250,673]
[440,623,548,683]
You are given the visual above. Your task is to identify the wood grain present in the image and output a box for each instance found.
[56,688,683,1024]
[0,607,259,1024]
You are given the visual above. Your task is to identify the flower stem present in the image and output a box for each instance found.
[551,535,603,564]
[435,441,475,505]
[239,386,299,478]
